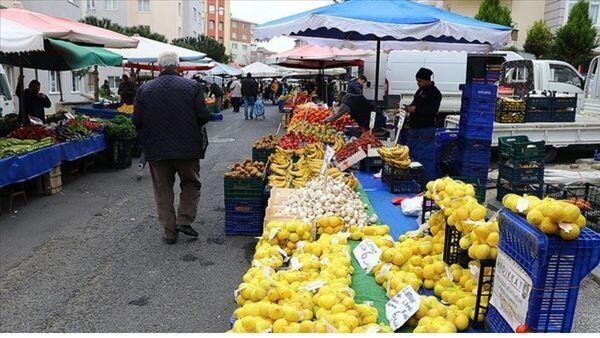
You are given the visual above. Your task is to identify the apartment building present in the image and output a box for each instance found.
[250,46,276,64]
[205,0,231,52]
[545,0,600,33]
[230,18,254,66]
[183,0,206,38]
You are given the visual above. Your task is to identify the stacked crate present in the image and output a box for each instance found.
[224,176,266,235]
[452,84,496,186]
[381,163,424,194]
[496,136,545,201]
[495,97,526,123]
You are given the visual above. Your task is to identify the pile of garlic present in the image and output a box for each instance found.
[279,176,379,227]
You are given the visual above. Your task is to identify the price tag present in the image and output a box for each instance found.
[379,262,393,279]
[353,238,382,273]
[320,145,336,175]
[303,279,325,292]
[369,111,376,130]
[365,325,381,333]
[234,284,247,299]
[268,227,280,240]
[386,285,421,330]
[559,223,574,233]
[516,198,529,213]
[28,115,44,125]
[65,112,76,120]
[397,111,406,129]
[445,264,454,281]
[289,257,303,271]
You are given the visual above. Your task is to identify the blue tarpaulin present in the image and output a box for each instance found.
[74,105,130,120]
[0,134,107,188]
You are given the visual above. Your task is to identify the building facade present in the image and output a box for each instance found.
[545,0,600,33]
[230,18,254,66]
[250,46,276,64]
[182,0,205,38]
[204,0,231,52]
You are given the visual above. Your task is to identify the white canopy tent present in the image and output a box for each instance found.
[0,18,45,53]
[107,35,208,63]
[241,62,281,78]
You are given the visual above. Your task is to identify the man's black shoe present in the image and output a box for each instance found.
[163,237,177,245]
[177,224,199,237]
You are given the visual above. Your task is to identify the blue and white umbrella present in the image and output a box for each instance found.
[254,0,512,106]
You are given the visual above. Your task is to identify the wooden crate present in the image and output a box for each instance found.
[42,166,62,195]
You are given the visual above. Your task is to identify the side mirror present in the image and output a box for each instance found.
[366,81,372,88]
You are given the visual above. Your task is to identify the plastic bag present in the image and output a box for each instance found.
[400,195,423,217]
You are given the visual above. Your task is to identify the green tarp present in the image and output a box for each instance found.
[0,38,122,71]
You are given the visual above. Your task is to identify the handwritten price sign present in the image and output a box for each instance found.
[352,238,382,273]
[386,285,421,330]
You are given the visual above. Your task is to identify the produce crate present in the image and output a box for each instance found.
[498,136,545,163]
[224,176,265,200]
[496,180,543,201]
[552,95,577,111]
[456,137,492,164]
[344,126,364,139]
[549,110,575,123]
[472,259,496,328]
[421,197,441,223]
[460,97,496,117]
[458,120,494,140]
[252,147,275,164]
[434,129,459,178]
[106,138,133,169]
[225,198,265,215]
[42,165,62,196]
[498,162,544,184]
[453,176,487,204]
[525,96,552,111]
[525,110,552,123]
[443,224,470,268]
[487,210,600,332]
[382,163,424,184]
[460,83,498,100]
[495,110,525,123]
[387,179,422,194]
[360,156,383,173]
[545,183,600,233]
[451,161,489,183]
[225,212,264,236]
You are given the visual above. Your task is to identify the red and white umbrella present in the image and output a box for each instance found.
[0,7,138,53]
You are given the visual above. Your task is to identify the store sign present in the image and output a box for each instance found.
[490,250,532,331]
[386,285,421,330]
[353,238,381,272]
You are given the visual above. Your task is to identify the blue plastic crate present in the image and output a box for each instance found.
[225,198,264,215]
[550,110,575,123]
[485,306,515,333]
[452,161,489,181]
[460,83,498,99]
[457,137,492,164]
[387,179,422,194]
[495,210,600,332]
[525,110,552,122]
[458,120,494,140]
[498,163,544,184]
[225,212,264,236]
[496,180,543,201]
[460,97,496,116]
[595,149,600,161]
[360,156,383,172]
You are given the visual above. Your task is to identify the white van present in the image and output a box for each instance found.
[383,51,524,112]
[0,65,15,117]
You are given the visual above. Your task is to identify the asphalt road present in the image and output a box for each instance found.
[1,104,599,333]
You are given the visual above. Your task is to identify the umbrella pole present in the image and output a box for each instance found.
[35,69,38,80]
[18,67,25,125]
[57,71,64,102]
[374,37,381,113]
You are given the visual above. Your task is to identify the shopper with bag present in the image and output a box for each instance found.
[241,73,258,120]
[229,77,242,113]
[133,52,210,245]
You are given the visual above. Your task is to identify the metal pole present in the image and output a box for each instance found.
[57,71,64,102]
[34,69,38,80]
[18,67,25,125]
[374,37,381,113]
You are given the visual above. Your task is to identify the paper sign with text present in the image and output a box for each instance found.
[352,238,382,272]
[386,285,421,330]
[320,145,336,175]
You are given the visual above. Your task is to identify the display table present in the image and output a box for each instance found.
[74,105,131,119]
[0,134,107,188]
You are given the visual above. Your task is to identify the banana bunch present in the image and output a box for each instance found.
[326,168,359,191]
[378,145,411,169]
[268,144,326,188]
[331,135,345,152]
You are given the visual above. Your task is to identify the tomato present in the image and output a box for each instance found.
[516,324,529,333]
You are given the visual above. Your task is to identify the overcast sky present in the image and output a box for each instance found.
[230,0,333,52]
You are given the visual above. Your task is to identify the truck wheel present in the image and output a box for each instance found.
[545,146,558,163]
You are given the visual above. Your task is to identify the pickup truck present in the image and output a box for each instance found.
[445,59,599,163]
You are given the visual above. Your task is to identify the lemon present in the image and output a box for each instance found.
[527,208,544,226]
[455,208,469,221]
[317,294,337,309]
[475,244,491,260]
[423,265,436,279]
[392,252,406,266]
[486,232,499,246]
[469,206,486,221]
[433,261,445,274]
[548,208,566,224]
[539,217,559,234]
[576,215,587,228]
[299,320,314,333]
[424,279,435,289]
[419,243,433,256]
[454,313,469,331]
[381,248,394,263]
[434,284,445,297]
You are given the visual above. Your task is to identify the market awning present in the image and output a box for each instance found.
[206,62,243,77]
[107,35,207,63]
[0,7,138,51]
[0,38,123,71]
[269,44,372,69]
[0,16,45,53]
[241,62,281,78]
[123,61,214,72]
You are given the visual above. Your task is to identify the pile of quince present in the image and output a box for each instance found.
[378,145,411,169]
[502,194,586,240]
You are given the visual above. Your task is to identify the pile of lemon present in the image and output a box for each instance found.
[315,216,345,235]
[231,225,393,333]
[503,194,586,240]
[348,224,391,241]
[263,220,315,256]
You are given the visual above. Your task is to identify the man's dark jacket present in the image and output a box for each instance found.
[241,78,258,98]
[408,82,442,129]
[133,71,210,161]
[16,83,51,123]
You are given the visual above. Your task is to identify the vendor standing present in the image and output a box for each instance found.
[403,67,442,182]
[118,74,137,105]
[325,91,385,132]
[16,74,51,124]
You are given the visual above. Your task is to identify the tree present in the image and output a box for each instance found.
[524,20,553,59]
[554,0,598,69]
[474,0,512,27]
[80,16,168,43]
[171,36,231,63]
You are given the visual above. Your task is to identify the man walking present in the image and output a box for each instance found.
[241,72,258,120]
[133,52,210,244]
[229,77,242,113]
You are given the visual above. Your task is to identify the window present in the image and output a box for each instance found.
[107,76,120,90]
[242,44,247,51]
[209,20,215,29]
[219,21,223,31]
[71,72,81,93]
[178,27,182,37]
[232,43,238,49]
[550,64,584,89]
[218,37,223,44]
[104,0,117,10]
[218,6,224,15]
[193,7,197,21]
[48,71,59,93]
[232,31,237,39]
[137,0,150,12]
[503,65,528,84]
[242,34,247,41]
[67,0,79,6]
[193,30,197,36]
[86,0,95,12]
[209,4,215,13]
[178,2,182,16]
[232,21,238,29]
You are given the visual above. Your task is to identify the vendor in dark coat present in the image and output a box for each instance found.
[403,67,442,181]
[16,75,51,124]
[325,91,384,131]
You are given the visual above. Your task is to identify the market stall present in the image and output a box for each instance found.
[241,62,281,78]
